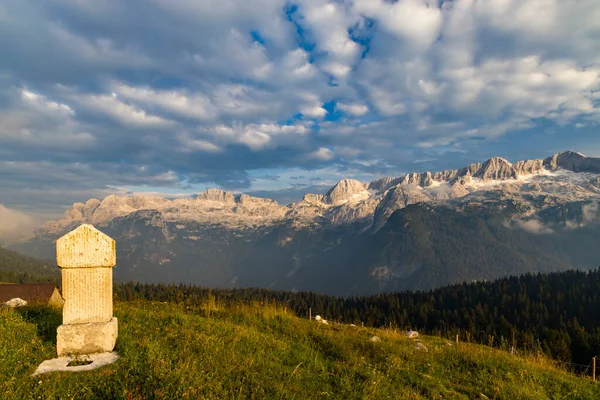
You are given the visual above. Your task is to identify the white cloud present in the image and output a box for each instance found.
[238,129,272,150]
[354,0,443,50]
[336,102,369,116]
[1,0,600,215]
[74,93,174,127]
[295,0,362,79]
[301,105,327,119]
[21,89,75,116]
[308,147,334,161]
[181,138,222,153]
[0,204,36,242]
[114,83,216,120]
[0,87,94,150]
[514,218,554,235]
[210,122,310,151]
[582,201,599,224]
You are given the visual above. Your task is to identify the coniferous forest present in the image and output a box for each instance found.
[2,243,599,369]
[115,269,600,368]
[0,247,58,283]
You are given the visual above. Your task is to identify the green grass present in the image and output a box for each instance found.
[1,300,599,399]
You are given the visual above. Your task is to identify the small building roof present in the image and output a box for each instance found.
[0,283,60,303]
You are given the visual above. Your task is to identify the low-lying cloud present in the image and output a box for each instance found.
[514,218,555,235]
[0,204,36,242]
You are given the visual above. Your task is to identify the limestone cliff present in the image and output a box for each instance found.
[323,179,368,204]
[35,151,600,236]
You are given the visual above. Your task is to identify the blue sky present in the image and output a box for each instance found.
[0,0,599,233]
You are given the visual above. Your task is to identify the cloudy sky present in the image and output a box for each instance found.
[1,0,599,233]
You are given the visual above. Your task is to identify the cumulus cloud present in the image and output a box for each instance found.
[0,0,599,216]
[113,83,216,121]
[73,93,174,127]
[336,102,369,116]
[307,147,335,161]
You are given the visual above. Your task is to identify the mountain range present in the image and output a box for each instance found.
[10,150,600,295]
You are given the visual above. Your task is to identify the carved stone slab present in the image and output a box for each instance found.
[56,224,116,269]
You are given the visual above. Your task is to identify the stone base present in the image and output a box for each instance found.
[32,352,119,376]
[57,317,118,357]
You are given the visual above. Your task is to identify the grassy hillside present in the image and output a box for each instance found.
[0,246,58,283]
[1,300,599,399]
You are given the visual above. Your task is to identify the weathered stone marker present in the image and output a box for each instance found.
[55,224,118,356]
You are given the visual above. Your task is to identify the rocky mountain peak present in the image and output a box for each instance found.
[28,150,600,240]
[302,193,325,204]
[324,179,368,204]
[543,151,600,173]
[237,194,278,206]
[82,198,101,219]
[368,177,395,192]
[513,159,544,176]
[197,189,235,203]
[475,157,517,181]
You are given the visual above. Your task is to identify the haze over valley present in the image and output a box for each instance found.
[8,150,600,295]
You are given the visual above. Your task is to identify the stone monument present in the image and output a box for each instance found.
[55,224,118,356]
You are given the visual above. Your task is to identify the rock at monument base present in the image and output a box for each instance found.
[32,352,119,376]
[57,317,118,357]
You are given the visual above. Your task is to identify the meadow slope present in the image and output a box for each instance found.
[1,300,599,399]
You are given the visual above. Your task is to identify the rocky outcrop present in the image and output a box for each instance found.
[82,199,101,219]
[543,151,600,173]
[372,185,431,230]
[323,179,368,204]
[450,182,469,198]
[91,195,170,224]
[475,158,517,181]
[514,159,544,175]
[234,194,285,218]
[237,194,277,206]
[302,193,325,204]
[327,198,379,224]
[368,177,396,192]
[32,151,600,239]
[198,189,235,203]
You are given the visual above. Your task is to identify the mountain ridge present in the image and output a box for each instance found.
[33,150,600,235]
[10,150,600,295]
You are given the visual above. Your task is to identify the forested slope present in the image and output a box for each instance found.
[0,247,58,283]
[116,268,600,366]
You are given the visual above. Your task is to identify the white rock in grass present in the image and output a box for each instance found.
[407,330,419,339]
[370,336,381,342]
[415,342,428,352]
[315,315,322,321]
[3,298,27,308]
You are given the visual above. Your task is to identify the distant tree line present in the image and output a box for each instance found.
[115,269,600,368]
[2,244,598,368]
[0,247,58,284]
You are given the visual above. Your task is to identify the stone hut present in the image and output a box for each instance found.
[0,283,64,308]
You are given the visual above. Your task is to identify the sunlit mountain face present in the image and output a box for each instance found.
[0,0,599,232]
[10,151,600,296]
